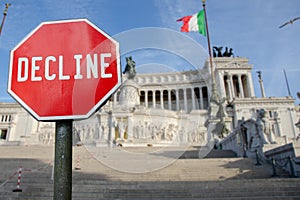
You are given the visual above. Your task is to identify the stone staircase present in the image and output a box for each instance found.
[205,149,238,158]
[0,145,299,200]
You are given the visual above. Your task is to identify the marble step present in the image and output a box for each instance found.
[0,145,295,199]
[1,179,300,200]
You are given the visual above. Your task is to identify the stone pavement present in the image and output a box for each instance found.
[0,145,299,200]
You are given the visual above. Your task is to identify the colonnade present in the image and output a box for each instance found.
[223,73,253,100]
[1,114,12,123]
[112,86,209,113]
[0,114,12,140]
[138,86,209,112]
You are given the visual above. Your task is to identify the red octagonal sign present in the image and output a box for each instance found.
[8,19,121,121]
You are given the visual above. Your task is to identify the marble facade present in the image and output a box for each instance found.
[0,57,299,147]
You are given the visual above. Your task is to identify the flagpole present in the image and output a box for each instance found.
[283,69,291,96]
[0,3,11,37]
[202,0,218,103]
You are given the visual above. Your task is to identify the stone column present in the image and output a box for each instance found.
[160,90,164,109]
[152,90,156,108]
[238,75,244,98]
[176,89,180,111]
[168,90,172,110]
[183,88,188,112]
[226,76,233,101]
[145,91,148,108]
[218,72,226,99]
[257,72,266,98]
[199,87,204,109]
[259,79,266,98]
[191,88,195,110]
[229,74,236,98]
[247,72,255,97]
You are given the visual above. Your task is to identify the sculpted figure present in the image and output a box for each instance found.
[123,56,136,79]
[242,119,262,149]
[213,46,223,57]
[256,109,276,144]
[255,109,269,145]
[228,48,234,57]
[223,47,234,57]
[223,47,229,57]
[117,118,127,139]
[215,97,226,119]
[240,109,271,151]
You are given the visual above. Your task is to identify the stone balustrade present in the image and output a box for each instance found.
[265,142,300,177]
[219,129,244,157]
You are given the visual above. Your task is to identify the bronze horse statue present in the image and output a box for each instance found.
[123,56,136,79]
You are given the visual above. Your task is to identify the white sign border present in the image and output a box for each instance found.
[7,18,121,121]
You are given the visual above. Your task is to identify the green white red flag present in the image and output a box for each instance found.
[177,10,206,36]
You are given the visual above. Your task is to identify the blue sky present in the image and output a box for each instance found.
[0,0,300,103]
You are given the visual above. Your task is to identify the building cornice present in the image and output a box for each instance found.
[209,57,253,70]
[0,102,22,109]
[233,97,295,107]
[134,69,206,86]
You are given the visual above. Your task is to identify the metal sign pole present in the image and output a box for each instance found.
[53,120,73,200]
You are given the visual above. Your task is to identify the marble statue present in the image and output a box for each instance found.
[239,109,274,151]
[117,118,127,140]
[256,109,277,144]
[216,97,226,119]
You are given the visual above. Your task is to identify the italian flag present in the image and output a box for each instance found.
[177,10,206,36]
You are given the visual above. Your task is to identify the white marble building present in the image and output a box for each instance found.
[0,57,298,146]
